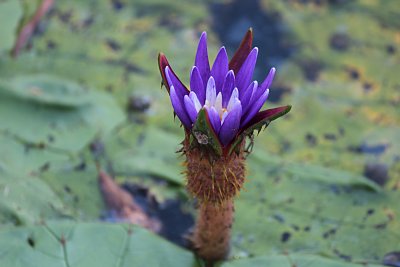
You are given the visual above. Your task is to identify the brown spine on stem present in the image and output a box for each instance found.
[183,132,246,263]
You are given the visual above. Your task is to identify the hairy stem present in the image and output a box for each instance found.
[192,199,234,264]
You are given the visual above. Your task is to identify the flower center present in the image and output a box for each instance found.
[203,76,239,123]
[219,108,228,120]
[188,76,240,125]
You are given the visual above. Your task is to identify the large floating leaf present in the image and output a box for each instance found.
[1,75,92,107]
[257,0,400,183]
[105,125,184,185]
[0,171,71,225]
[220,254,383,267]
[0,0,22,54]
[0,75,125,152]
[0,222,198,267]
[0,133,69,176]
[40,163,105,220]
[231,150,400,264]
[283,161,381,192]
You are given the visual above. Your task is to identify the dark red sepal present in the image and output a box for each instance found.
[242,105,292,134]
[227,105,291,155]
[158,53,189,94]
[228,28,253,74]
[158,53,171,92]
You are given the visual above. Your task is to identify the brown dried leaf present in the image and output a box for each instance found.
[12,0,54,57]
[98,170,161,232]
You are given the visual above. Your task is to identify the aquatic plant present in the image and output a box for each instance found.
[158,29,291,264]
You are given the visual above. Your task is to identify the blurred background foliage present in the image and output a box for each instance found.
[0,0,399,266]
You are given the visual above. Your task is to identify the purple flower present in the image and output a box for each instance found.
[159,29,291,149]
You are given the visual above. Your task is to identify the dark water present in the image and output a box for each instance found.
[210,0,295,103]
[210,0,294,70]
[122,183,194,247]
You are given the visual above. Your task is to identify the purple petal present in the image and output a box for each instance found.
[245,69,271,110]
[194,32,210,86]
[205,76,216,106]
[221,70,235,107]
[219,100,242,146]
[189,91,202,112]
[190,66,205,105]
[170,86,191,128]
[259,67,276,93]
[241,89,269,127]
[240,81,257,114]
[207,107,221,134]
[235,47,258,93]
[184,95,198,124]
[211,46,228,93]
[227,88,239,111]
[165,66,188,99]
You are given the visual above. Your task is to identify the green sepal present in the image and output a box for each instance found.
[191,108,223,156]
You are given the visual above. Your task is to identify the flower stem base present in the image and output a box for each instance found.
[192,199,234,264]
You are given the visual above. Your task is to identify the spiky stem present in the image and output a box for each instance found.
[192,199,234,265]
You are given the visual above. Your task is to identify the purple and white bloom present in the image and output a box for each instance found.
[159,29,291,148]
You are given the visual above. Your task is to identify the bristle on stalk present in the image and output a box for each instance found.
[183,132,246,204]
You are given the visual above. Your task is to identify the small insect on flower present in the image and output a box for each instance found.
[159,29,291,154]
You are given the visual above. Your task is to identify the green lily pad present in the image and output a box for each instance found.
[0,171,71,225]
[1,75,92,107]
[220,254,383,267]
[105,125,184,185]
[0,132,69,176]
[231,150,400,263]
[0,222,198,267]
[0,0,22,54]
[0,75,125,153]
[40,164,105,220]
